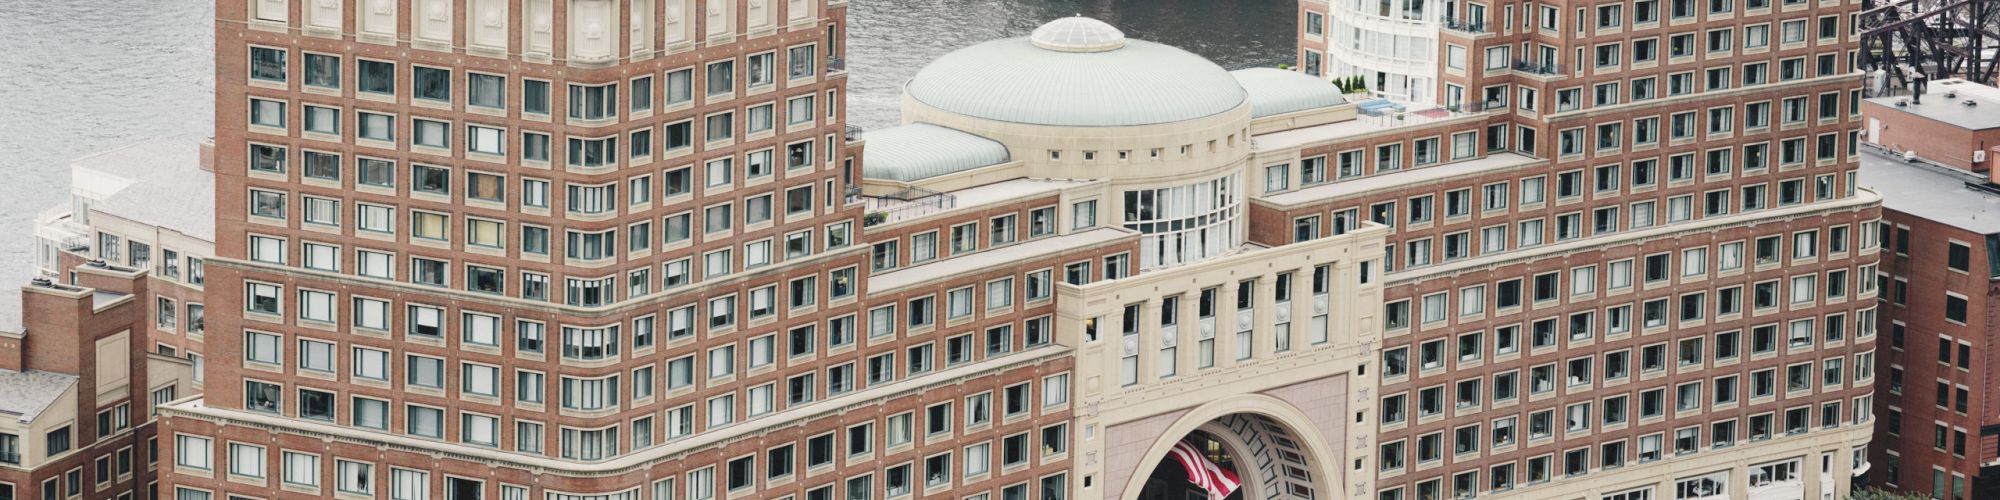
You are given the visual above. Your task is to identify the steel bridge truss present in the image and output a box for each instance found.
[1861,0,2000,87]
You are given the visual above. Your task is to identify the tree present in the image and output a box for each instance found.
[1846,487,1929,500]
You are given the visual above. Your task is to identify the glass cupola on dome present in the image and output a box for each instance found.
[903,17,1248,128]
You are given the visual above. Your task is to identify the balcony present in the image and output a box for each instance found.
[826,55,846,75]
[1441,100,1502,114]
[34,205,89,252]
[1440,17,1488,34]
[1354,99,1481,127]
[1511,59,1565,76]
[863,187,956,226]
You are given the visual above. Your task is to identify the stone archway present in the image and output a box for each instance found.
[1114,395,1343,500]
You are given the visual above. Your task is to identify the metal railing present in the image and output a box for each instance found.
[1511,59,1565,75]
[826,55,846,73]
[28,278,84,293]
[1442,101,1500,113]
[1441,17,1488,33]
[845,125,865,142]
[1357,110,1450,127]
[864,187,957,226]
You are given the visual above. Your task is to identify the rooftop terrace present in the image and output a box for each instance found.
[864,178,1093,226]
[70,137,215,241]
[1863,78,2000,131]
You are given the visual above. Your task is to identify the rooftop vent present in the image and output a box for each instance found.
[1965,99,1978,107]
[1896,99,1909,107]
[1945,91,1959,99]
[84,259,106,268]
[28,277,84,292]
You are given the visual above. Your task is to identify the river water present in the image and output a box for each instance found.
[0,0,1292,283]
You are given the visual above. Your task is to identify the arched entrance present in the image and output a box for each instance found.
[1137,414,1320,500]
[1139,429,1238,500]
[1117,396,1341,500]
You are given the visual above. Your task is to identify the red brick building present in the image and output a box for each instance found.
[1297,0,1884,497]
[109,0,1885,499]
[1855,87,2000,497]
[1859,78,2000,173]
[154,0,1396,497]
[0,255,194,500]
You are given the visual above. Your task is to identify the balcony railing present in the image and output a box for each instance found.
[864,187,956,226]
[1355,103,1476,127]
[1511,59,1565,76]
[826,55,846,74]
[845,125,865,142]
[1442,101,1500,113]
[1441,17,1488,33]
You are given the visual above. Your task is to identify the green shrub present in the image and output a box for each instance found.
[1846,487,1930,500]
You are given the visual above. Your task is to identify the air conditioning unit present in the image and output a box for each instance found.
[1976,150,1988,163]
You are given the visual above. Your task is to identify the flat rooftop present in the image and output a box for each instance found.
[1251,105,1477,153]
[866,178,1090,225]
[71,137,215,241]
[1261,152,1545,207]
[870,228,1132,292]
[1857,149,2000,234]
[1863,78,2000,131]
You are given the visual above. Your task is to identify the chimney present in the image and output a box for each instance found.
[13,281,94,375]
[1986,146,2000,183]
[199,138,216,172]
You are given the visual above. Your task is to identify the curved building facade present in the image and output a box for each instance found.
[895,20,1261,270]
[1302,0,1441,103]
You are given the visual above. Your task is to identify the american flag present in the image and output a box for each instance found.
[1167,440,1242,499]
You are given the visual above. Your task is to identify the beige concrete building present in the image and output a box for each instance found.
[35,137,218,364]
[859,19,1393,499]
